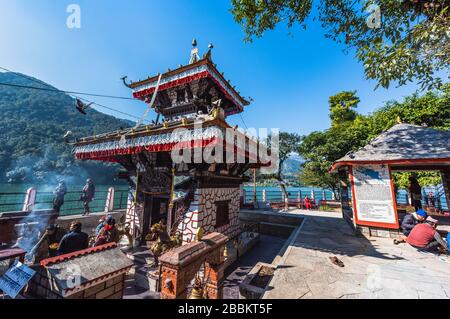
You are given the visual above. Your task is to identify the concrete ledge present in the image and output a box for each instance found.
[239,209,304,227]
[57,211,126,235]
[258,222,296,238]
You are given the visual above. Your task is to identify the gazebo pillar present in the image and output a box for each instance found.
[441,169,450,211]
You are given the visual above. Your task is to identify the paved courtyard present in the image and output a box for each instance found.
[264,210,450,299]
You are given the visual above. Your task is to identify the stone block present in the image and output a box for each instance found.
[95,285,116,299]
[107,291,123,299]
[114,281,124,293]
[105,278,115,288]
[84,282,106,297]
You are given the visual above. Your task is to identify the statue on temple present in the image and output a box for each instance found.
[146,220,182,265]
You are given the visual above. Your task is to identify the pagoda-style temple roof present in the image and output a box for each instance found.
[128,57,249,118]
[74,43,269,168]
[73,114,267,166]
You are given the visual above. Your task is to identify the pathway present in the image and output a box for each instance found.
[264,210,450,299]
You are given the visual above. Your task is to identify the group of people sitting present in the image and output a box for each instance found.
[34,214,120,262]
[395,209,448,254]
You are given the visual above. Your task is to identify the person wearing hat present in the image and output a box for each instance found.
[405,216,448,253]
[95,215,107,236]
[94,217,120,246]
[401,209,427,236]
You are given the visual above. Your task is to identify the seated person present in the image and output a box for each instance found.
[94,217,120,246]
[45,224,67,257]
[401,209,427,236]
[303,196,312,210]
[404,217,448,253]
[57,221,89,255]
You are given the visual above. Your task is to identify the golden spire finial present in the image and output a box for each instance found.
[189,38,200,64]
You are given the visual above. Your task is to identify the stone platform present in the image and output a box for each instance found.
[264,210,450,299]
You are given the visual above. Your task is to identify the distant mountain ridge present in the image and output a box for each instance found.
[0,72,134,184]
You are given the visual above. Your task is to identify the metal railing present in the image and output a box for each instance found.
[243,189,335,205]
[0,188,129,216]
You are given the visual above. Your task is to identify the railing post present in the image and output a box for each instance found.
[104,187,115,213]
[322,190,326,201]
[23,187,37,212]
[262,189,267,203]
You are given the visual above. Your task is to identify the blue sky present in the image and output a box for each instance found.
[0,0,420,135]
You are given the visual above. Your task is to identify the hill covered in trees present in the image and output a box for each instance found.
[0,72,135,185]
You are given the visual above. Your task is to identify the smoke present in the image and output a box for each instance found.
[4,145,120,185]
[14,209,52,259]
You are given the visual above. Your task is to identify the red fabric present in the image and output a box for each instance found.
[304,198,312,210]
[133,71,209,99]
[40,243,117,267]
[75,137,218,161]
[406,223,436,248]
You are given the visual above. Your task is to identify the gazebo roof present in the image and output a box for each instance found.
[331,124,450,171]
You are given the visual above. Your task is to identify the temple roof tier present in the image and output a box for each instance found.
[129,58,249,118]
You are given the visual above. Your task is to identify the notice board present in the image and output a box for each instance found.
[351,164,398,228]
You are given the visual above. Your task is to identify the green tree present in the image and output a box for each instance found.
[297,85,450,194]
[266,132,302,199]
[329,91,360,126]
[231,0,450,90]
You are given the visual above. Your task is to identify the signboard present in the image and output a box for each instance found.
[351,164,398,228]
[0,261,36,299]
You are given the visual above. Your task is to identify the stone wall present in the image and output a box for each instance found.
[355,225,400,239]
[159,232,227,299]
[27,267,126,299]
[179,187,241,243]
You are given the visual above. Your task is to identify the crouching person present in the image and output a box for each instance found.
[405,217,448,253]
[402,209,427,236]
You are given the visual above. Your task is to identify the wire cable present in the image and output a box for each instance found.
[0,66,135,100]
[0,66,151,123]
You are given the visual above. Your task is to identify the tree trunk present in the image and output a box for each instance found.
[277,175,289,210]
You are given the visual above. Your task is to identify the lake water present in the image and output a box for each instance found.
[0,184,447,214]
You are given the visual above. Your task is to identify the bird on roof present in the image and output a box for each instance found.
[75,98,93,115]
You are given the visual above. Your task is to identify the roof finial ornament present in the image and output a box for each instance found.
[204,43,214,60]
[121,76,132,88]
[189,38,200,64]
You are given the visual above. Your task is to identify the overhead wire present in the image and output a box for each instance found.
[0,66,151,123]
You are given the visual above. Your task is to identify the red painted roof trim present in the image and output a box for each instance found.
[40,243,117,267]
[330,157,450,173]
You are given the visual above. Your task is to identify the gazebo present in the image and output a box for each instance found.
[331,124,450,237]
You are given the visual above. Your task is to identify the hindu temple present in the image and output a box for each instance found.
[73,41,269,245]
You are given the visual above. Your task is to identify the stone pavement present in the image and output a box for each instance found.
[264,210,450,299]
